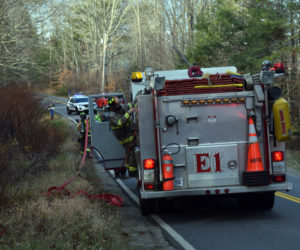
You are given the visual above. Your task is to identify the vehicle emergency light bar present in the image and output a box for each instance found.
[131,72,143,82]
[181,97,246,106]
[73,94,87,98]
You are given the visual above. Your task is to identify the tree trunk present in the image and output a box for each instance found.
[101,32,107,93]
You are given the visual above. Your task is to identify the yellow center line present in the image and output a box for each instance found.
[276,192,300,204]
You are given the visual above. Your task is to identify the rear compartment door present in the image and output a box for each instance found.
[158,92,254,188]
[88,94,125,170]
[186,143,240,187]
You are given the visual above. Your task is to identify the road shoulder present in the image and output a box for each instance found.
[288,167,300,178]
[90,159,177,250]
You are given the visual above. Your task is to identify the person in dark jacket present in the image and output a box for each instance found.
[108,97,137,177]
[77,112,92,157]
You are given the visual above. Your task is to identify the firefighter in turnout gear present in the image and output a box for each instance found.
[95,110,107,122]
[77,112,92,157]
[95,97,108,122]
[108,96,138,177]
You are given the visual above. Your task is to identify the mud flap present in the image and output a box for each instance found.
[242,171,269,186]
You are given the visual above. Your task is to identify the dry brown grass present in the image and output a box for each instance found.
[0,84,68,198]
[0,116,131,249]
[286,149,300,172]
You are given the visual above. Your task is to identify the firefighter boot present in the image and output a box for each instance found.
[114,168,127,179]
[120,168,128,179]
[126,150,138,177]
[128,171,138,177]
[87,149,93,158]
[114,169,120,179]
[127,165,138,177]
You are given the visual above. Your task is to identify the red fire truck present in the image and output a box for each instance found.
[89,64,293,215]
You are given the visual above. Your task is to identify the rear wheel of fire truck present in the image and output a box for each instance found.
[139,194,156,216]
[256,191,275,210]
[237,194,256,209]
[157,198,174,213]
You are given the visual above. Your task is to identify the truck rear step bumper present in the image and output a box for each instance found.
[140,182,293,199]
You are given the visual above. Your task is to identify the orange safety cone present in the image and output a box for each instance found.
[246,117,264,172]
[242,117,269,186]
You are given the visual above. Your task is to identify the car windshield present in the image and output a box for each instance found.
[74,98,88,103]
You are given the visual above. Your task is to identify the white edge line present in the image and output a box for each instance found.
[151,214,196,250]
[109,170,195,250]
[54,110,77,124]
[109,170,139,204]
[53,97,195,249]
[288,173,300,180]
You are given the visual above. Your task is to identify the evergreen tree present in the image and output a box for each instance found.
[189,0,288,73]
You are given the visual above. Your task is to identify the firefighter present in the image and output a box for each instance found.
[108,96,138,177]
[262,60,272,71]
[94,110,106,122]
[77,112,92,157]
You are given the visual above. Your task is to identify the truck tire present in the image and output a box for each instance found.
[139,194,156,216]
[257,191,275,210]
[237,194,256,209]
[157,198,174,213]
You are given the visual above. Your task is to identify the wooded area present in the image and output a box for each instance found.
[0,0,299,129]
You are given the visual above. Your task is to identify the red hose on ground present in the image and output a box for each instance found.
[46,118,123,207]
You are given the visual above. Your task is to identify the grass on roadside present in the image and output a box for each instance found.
[0,117,130,249]
[286,149,300,172]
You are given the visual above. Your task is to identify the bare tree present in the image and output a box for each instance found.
[162,0,212,64]
[0,0,67,85]
[0,0,39,84]
[70,0,130,93]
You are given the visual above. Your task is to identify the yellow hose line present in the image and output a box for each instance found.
[194,84,243,88]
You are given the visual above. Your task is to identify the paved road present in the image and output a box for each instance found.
[49,97,300,250]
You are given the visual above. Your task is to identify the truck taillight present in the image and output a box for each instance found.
[271,151,286,181]
[144,183,155,190]
[273,175,286,182]
[143,159,156,169]
[143,159,156,183]
[272,151,284,162]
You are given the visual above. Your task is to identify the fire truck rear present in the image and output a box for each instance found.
[132,65,293,215]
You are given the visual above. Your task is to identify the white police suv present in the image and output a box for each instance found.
[67,95,97,115]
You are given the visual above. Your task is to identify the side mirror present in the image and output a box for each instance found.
[260,71,274,85]
[154,77,165,90]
